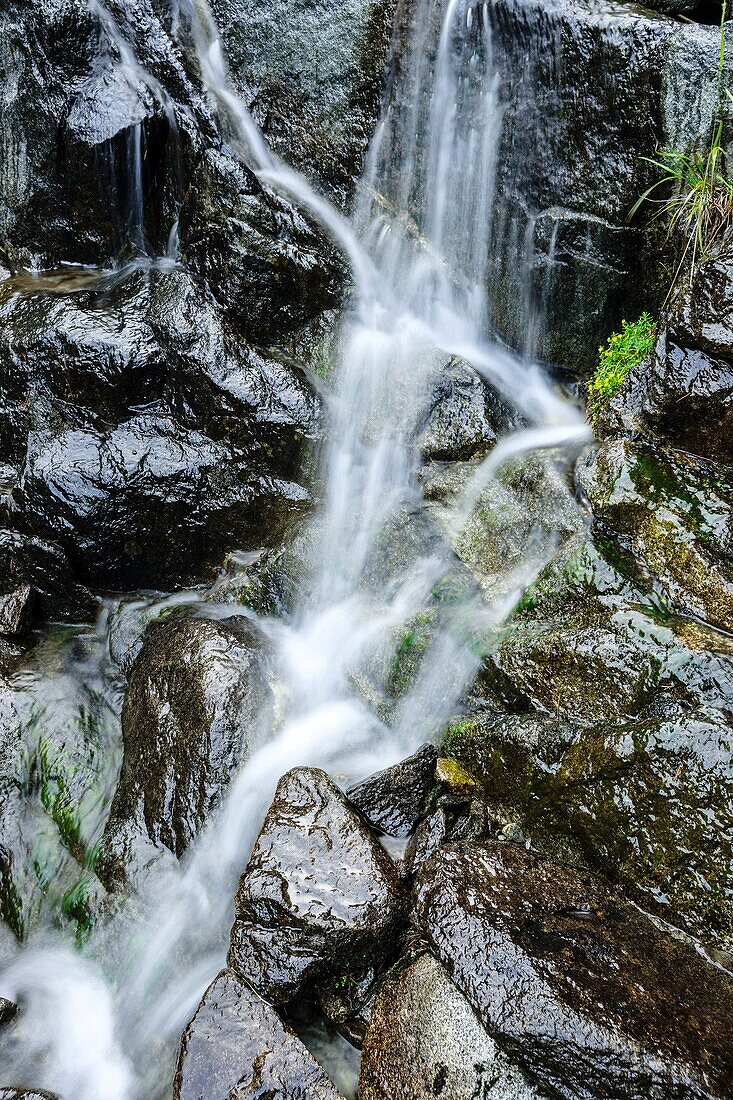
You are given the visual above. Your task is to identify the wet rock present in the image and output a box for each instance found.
[444,707,733,945]
[212,0,397,199]
[0,1090,62,1100]
[479,0,723,368]
[3,267,320,592]
[359,952,541,1100]
[229,767,404,1003]
[0,587,32,638]
[415,841,733,1100]
[346,744,437,838]
[579,439,733,633]
[605,250,733,462]
[0,999,18,1026]
[100,614,273,889]
[0,529,96,627]
[174,968,341,1100]
[419,359,515,463]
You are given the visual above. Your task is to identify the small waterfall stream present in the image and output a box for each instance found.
[0,1,589,1096]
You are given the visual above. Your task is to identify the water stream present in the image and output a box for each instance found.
[0,0,589,1095]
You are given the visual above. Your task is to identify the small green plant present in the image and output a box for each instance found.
[629,3,733,284]
[587,313,657,420]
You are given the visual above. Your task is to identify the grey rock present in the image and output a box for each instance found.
[0,586,33,637]
[0,999,18,1026]
[174,968,342,1100]
[415,841,733,1100]
[0,1091,62,1100]
[420,359,516,463]
[99,614,273,889]
[347,744,438,838]
[229,767,404,1003]
[359,952,541,1100]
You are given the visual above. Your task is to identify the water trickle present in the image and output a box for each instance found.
[0,0,589,1096]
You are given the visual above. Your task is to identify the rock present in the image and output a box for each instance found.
[478,0,723,368]
[211,0,397,199]
[415,841,733,1100]
[0,586,33,637]
[579,439,733,633]
[174,968,342,1100]
[0,1090,62,1100]
[444,707,733,946]
[346,744,438,838]
[0,529,96,627]
[359,952,541,1100]
[3,267,320,593]
[229,767,404,1003]
[99,614,272,888]
[0,999,18,1025]
[604,250,733,463]
[435,757,476,795]
[419,359,515,463]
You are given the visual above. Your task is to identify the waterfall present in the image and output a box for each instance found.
[0,1,589,1096]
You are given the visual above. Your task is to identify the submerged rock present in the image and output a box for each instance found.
[359,952,541,1100]
[174,969,342,1100]
[229,767,404,1003]
[415,841,733,1100]
[100,614,273,889]
[346,744,438,838]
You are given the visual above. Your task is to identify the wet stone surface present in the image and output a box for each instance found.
[415,841,733,1100]
[229,767,405,1004]
[174,968,342,1100]
[346,743,438,838]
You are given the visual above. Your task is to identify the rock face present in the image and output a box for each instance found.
[359,952,541,1100]
[1,266,320,595]
[605,249,733,462]
[174,969,341,1100]
[481,0,723,369]
[415,841,733,1100]
[347,744,437,838]
[100,614,272,889]
[229,767,404,1003]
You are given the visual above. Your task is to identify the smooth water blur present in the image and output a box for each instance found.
[0,0,589,1096]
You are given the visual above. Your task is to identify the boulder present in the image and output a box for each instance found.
[347,744,438,838]
[359,952,541,1100]
[415,841,733,1100]
[174,969,342,1100]
[229,767,404,1003]
[0,999,18,1026]
[100,614,273,889]
[0,529,96,627]
[419,359,516,463]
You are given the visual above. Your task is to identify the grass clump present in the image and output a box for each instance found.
[587,312,657,421]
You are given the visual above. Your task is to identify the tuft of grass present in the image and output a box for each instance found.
[587,313,657,421]
[629,3,733,287]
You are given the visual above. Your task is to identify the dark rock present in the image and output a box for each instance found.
[211,0,398,199]
[346,744,438,838]
[359,952,540,1100]
[229,767,404,1003]
[0,529,96,627]
[99,614,273,889]
[605,250,733,463]
[415,841,733,1100]
[174,968,342,1100]
[0,1090,62,1100]
[419,359,515,463]
[0,999,18,1026]
[3,267,320,592]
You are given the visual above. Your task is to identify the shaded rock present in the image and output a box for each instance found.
[346,744,437,838]
[419,359,515,463]
[212,0,397,199]
[359,952,541,1100]
[100,614,272,889]
[0,999,18,1026]
[174,968,341,1100]
[415,841,733,1100]
[579,439,733,633]
[444,708,733,946]
[0,1090,62,1100]
[0,587,32,637]
[604,249,733,463]
[0,529,96,627]
[229,767,404,1003]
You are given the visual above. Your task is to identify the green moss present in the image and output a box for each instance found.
[587,313,656,421]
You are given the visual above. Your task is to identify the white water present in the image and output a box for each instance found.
[0,0,589,1096]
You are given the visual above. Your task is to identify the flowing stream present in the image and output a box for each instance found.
[0,0,589,1096]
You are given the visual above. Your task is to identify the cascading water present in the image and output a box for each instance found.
[0,0,589,1096]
